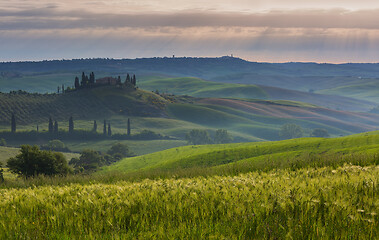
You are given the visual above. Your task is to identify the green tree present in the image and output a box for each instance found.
[186,129,212,145]
[7,145,70,178]
[54,120,58,134]
[11,113,16,133]
[48,117,54,134]
[0,138,6,146]
[69,116,74,133]
[103,120,107,135]
[74,76,80,89]
[127,118,131,136]
[311,128,330,138]
[69,149,104,171]
[43,140,68,151]
[108,123,112,136]
[214,129,233,144]
[107,143,133,160]
[279,123,303,139]
[93,120,97,132]
[0,162,4,183]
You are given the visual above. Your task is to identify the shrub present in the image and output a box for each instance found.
[0,138,6,146]
[214,129,233,144]
[311,128,330,138]
[69,149,105,171]
[186,129,212,145]
[6,145,70,178]
[107,143,134,160]
[279,124,303,139]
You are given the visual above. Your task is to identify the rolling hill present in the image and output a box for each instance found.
[103,131,379,175]
[138,77,376,112]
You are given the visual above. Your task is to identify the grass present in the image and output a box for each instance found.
[138,77,269,99]
[104,131,379,174]
[0,165,377,239]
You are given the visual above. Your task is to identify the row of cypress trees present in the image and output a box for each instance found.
[10,114,131,136]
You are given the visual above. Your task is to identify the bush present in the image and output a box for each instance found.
[214,129,233,144]
[69,149,105,172]
[6,145,70,178]
[40,140,71,152]
[186,129,212,145]
[311,128,330,138]
[0,138,6,146]
[279,124,303,139]
[107,143,134,160]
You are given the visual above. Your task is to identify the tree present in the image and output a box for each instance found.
[7,145,70,178]
[108,123,112,136]
[132,75,136,85]
[81,72,86,86]
[214,129,233,144]
[185,129,212,145]
[107,143,133,160]
[0,138,6,146]
[279,123,303,139]
[69,149,105,171]
[93,120,97,132]
[48,117,54,134]
[125,74,130,83]
[11,113,16,133]
[0,162,4,183]
[54,120,58,133]
[127,118,131,136]
[89,72,95,85]
[62,84,65,93]
[117,76,121,85]
[74,76,80,89]
[103,120,107,135]
[69,116,74,133]
[311,128,329,138]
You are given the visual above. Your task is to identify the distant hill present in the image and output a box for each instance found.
[139,77,376,112]
[2,57,379,107]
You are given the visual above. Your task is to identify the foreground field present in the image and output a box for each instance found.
[1,165,377,239]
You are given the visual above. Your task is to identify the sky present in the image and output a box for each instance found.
[1,0,379,62]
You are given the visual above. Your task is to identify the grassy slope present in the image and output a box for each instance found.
[138,77,268,99]
[103,131,379,173]
[318,80,379,103]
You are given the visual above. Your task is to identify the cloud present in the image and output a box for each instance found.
[1,8,379,30]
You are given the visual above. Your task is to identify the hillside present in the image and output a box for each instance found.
[104,131,379,174]
[0,86,168,125]
[2,58,379,107]
[139,77,376,112]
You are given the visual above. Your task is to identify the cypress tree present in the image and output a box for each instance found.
[93,120,97,132]
[90,72,95,85]
[74,77,80,89]
[54,120,58,133]
[69,116,74,133]
[132,75,136,85]
[57,86,60,94]
[48,117,54,134]
[117,76,121,85]
[11,113,16,133]
[127,118,131,136]
[108,123,112,136]
[62,84,65,93]
[81,72,86,86]
[126,74,130,83]
[103,120,107,135]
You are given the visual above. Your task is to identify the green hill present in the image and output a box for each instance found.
[103,131,379,175]
[138,77,268,99]
[0,86,168,125]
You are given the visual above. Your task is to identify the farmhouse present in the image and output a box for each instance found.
[95,77,118,85]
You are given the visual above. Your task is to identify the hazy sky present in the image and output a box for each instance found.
[1,0,379,62]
